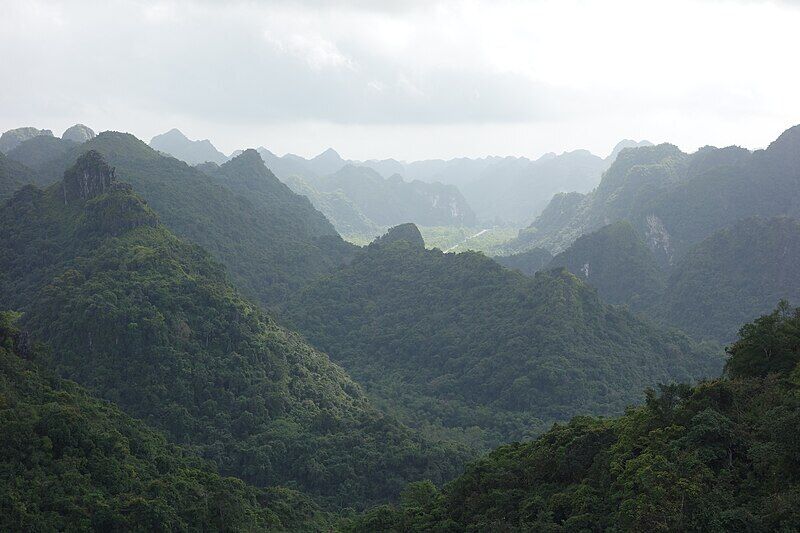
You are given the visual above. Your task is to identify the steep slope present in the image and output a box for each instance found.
[511,125,800,262]
[149,128,228,165]
[0,152,35,202]
[348,304,800,532]
[61,123,96,143]
[284,174,380,236]
[284,225,722,449]
[0,313,330,532]
[0,155,467,509]
[0,127,53,154]
[7,135,77,175]
[655,217,800,342]
[493,247,553,276]
[36,132,356,307]
[308,165,476,228]
[548,221,665,308]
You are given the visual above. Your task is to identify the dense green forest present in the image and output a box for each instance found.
[547,221,664,308]
[0,154,468,509]
[500,216,800,344]
[655,216,800,342]
[511,126,800,262]
[14,132,355,307]
[346,303,800,531]
[0,152,35,202]
[0,311,332,532]
[285,225,722,450]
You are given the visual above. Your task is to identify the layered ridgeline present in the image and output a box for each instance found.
[284,224,722,450]
[286,164,476,236]
[510,125,800,262]
[360,140,653,225]
[498,217,800,343]
[0,313,330,532]
[347,304,800,532]
[31,132,356,307]
[656,216,800,342]
[150,128,228,165]
[0,153,467,509]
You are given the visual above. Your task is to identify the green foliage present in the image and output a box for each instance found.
[512,127,800,266]
[0,166,468,509]
[493,247,553,276]
[0,312,332,532]
[348,304,800,531]
[0,152,35,203]
[725,301,800,378]
[548,221,665,309]
[36,133,356,307]
[285,236,722,450]
[655,217,800,342]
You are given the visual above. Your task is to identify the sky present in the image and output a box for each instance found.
[2,0,800,161]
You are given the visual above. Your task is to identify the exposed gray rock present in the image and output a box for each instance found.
[62,124,96,143]
[62,150,115,204]
[0,127,53,154]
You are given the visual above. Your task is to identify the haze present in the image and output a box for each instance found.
[2,0,799,160]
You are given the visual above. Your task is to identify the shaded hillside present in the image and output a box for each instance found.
[0,152,35,202]
[511,126,800,263]
[149,128,228,165]
[7,135,77,176]
[0,156,468,509]
[0,127,53,154]
[285,225,722,449]
[548,221,664,308]
[347,303,800,532]
[35,132,356,307]
[655,217,800,342]
[493,247,553,275]
[0,313,330,532]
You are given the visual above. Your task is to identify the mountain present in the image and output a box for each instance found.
[0,127,53,154]
[61,123,95,143]
[547,221,665,308]
[493,247,553,275]
[7,135,77,175]
[510,125,800,261]
[308,147,347,176]
[284,224,722,449]
[348,303,800,531]
[0,312,330,532]
[0,154,468,509]
[607,138,654,161]
[303,165,477,229]
[0,152,35,202]
[284,174,380,236]
[149,128,228,165]
[33,132,356,307]
[654,217,800,342]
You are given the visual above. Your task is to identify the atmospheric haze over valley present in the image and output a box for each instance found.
[2,1,800,531]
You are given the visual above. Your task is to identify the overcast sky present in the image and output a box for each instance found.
[2,0,799,160]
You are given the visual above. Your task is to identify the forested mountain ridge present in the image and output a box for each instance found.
[346,303,800,532]
[654,216,800,342]
[284,224,722,450]
[499,216,800,344]
[287,164,476,234]
[0,152,35,202]
[547,220,665,309]
[30,132,356,307]
[0,312,332,532]
[0,154,468,509]
[510,125,800,261]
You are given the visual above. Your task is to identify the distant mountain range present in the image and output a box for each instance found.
[145,128,651,231]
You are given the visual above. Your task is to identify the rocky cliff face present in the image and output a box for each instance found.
[61,124,96,143]
[0,127,53,154]
[62,150,115,204]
